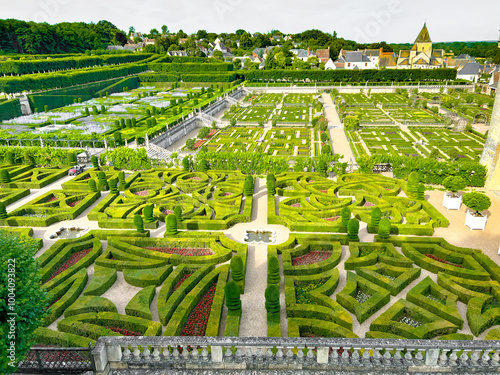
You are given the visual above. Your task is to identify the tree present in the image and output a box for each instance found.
[265,285,280,323]
[406,172,420,198]
[347,218,360,242]
[230,118,237,127]
[173,206,182,222]
[443,176,466,197]
[113,131,122,146]
[463,192,491,216]
[378,218,391,240]
[198,127,210,139]
[344,115,360,131]
[0,230,48,373]
[230,255,244,282]
[90,155,99,167]
[0,202,7,219]
[166,214,178,235]
[143,204,155,223]
[341,207,351,227]
[5,151,14,165]
[88,179,97,192]
[133,214,144,232]
[212,50,224,61]
[225,281,241,311]
[267,256,280,285]
[243,176,254,196]
[185,138,196,150]
[182,156,190,171]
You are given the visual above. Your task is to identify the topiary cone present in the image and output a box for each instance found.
[0,202,8,219]
[341,207,351,228]
[173,206,182,222]
[133,214,144,232]
[370,207,382,230]
[0,169,11,183]
[230,255,244,282]
[267,256,280,285]
[378,219,391,240]
[225,281,241,311]
[166,214,178,235]
[88,179,97,192]
[143,204,155,223]
[347,218,360,242]
[108,178,118,194]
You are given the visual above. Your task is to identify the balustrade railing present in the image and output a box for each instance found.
[91,336,500,374]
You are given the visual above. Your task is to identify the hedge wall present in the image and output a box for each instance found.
[241,68,457,82]
[139,72,239,83]
[94,76,140,96]
[153,56,209,63]
[0,98,22,121]
[149,63,234,72]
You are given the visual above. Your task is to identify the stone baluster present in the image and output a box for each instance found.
[255,346,264,363]
[143,347,151,362]
[330,347,340,365]
[448,349,459,366]
[245,347,253,362]
[201,346,209,362]
[372,348,383,365]
[459,349,471,366]
[285,346,294,362]
[122,346,131,362]
[350,348,361,365]
[491,350,500,366]
[234,346,244,363]
[152,346,160,362]
[383,348,393,365]
[275,346,285,363]
[172,346,180,361]
[438,348,449,366]
[414,349,425,366]
[480,349,491,366]
[393,348,403,366]
[306,347,315,364]
[340,348,350,365]
[470,350,481,366]
[224,346,233,362]
[403,349,414,366]
[132,346,141,361]
[162,345,172,361]
[296,347,305,362]
[266,347,274,362]
[361,348,371,365]
[190,346,199,362]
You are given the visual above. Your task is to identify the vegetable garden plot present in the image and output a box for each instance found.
[251,93,283,105]
[370,93,409,105]
[283,94,313,105]
[204,127,264,153]
[274,107,309,123]
[342,107,393,123]
[387,107,442,124]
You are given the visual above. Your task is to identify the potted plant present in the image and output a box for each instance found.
[442,176,466,210]
[463,192,491,230]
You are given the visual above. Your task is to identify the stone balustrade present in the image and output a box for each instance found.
[91,336,500,374]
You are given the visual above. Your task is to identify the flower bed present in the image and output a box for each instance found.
[174,274,192,292]
[319,190,328,194]
[296,282,322,304]
[424,254,463,268]
[134,190,149,196]
[323,216,339,222]
[68,200,81,207]
[144,247,214,256]
[180,283,217,336]
[207,129,218,138]
[47,196,58,203]
[292,251,331,266]
[354,289,372,304]
[162,209,174,215]
[363,201,375,207]
[291,203,301,208]
[108,327,142,336]
[48,248,93,280]
[193,140,206,149]
[189,177,202,181]
[397,315,422,328]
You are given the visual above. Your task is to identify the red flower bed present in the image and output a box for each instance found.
[174,274,192,291]
[425,254,463,268]
[144,247,214,256]
[363,202,375,207]
[291,203,301,208]
[108,327,142,336]
[292,251,331,266]
[68,200,81,207]
[45,297,60,310]
[134,190,149,196]
[323,216,340,222]
[223,192,232,196]
[180,284,217,336]
[206,129,218,138]
[189,177,202,181]
[320,190,328,194]
[48,248,92,280]
[47,196,57,202]
[193,139,206,149]
[162,209,174,215]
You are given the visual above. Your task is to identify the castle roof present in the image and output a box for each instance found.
[415,23,432,44]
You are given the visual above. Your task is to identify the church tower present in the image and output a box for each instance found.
[412,23,433,56]
[480,90,500,190]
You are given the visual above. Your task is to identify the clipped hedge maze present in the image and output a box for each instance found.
[34,231,247,347]
[270,232,500,339]
[269,172,448,235]
[0,165,69,189]
[88,169,252,230]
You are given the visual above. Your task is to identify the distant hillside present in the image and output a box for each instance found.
[0,19,126,54]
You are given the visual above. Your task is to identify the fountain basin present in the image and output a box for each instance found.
[243,229,276,244]
[49,226,89,240]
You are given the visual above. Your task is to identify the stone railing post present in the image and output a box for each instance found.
[91,341,109,375]
[316,347,329,364]
[211,345,223,362]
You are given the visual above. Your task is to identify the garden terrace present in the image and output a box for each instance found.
[269,173,449,235]
[246,93,283,105]
[88,169,253,230]
[222,106,275,123]
[274,107,310,125]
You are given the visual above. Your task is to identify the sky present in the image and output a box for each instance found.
[1,0,499,44]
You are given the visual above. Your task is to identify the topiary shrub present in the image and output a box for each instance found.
[225,281,241,311]
[133,214,144,232]
[265,285,280,323]
[91,155,99,167]
[463,192,491,216]
[5,151,14,165]
[341,207,351,228]
[143,204,155,223]
[0,202,8,219]
[118,171,126,191]
[243,178,254,196]
[0,169,11,183]
[230,255,244,282]
[267,179,276,195]
[108,178,118,194]
[347,218,360,242]
[97,176,108,191]
[378,218,391,240]
[67,152,77,165]
[417,184,425,200]
[370,207,381,229]
[88,179,97,192]
[267,256,280,285]
[173,206,182,222]
[166,214,178,235]
[24,152,35,165]
[443,176,466,197]
[182,157,190,171]
[407,172,420,198]
[266,174,275,184]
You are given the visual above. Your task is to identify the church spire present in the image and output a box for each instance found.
[415,23,432,44]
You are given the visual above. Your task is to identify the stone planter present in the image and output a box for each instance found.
[465,211,487,230]
[443,193,462,210]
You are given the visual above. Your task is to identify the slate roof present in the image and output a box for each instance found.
[415,23,432,43]
[458,62,481,76]
[345,51,370,63]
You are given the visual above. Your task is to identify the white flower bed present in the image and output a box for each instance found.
[354,289,372,304]
[3,111,82,125]
[398,315,422,328]
[107,104,138,113]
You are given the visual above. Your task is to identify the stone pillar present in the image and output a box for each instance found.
[480,90,500,190]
